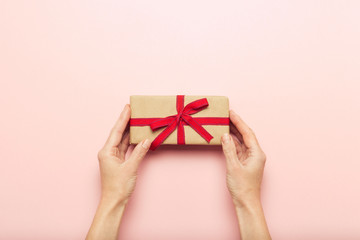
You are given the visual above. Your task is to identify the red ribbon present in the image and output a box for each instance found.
[130,95,229,150]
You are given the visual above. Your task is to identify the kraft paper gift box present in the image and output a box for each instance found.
[129,95,230,150]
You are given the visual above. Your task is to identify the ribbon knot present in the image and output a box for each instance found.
[148,95,213,150]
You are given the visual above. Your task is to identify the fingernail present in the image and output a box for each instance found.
[222,133,230,143]
[141,139,150,149]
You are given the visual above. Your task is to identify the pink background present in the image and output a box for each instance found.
[1,1,360,239]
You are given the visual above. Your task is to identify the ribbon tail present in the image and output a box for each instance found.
[182,115,214,143]
[183,98,209,115]
[177,119,185,145]
[150,116,176,131]
[150,120,178,151]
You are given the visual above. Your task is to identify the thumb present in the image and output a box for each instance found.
[221,133,240,170]
[126,139,151,172]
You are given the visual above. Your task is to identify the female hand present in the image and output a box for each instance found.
[97,104,151,205]
[221,110,267,207]
[221,110,271,240]
[87,104,151,240]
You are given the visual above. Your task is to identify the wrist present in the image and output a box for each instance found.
[232,191,261,209]
[100,194,127,210]
[234,197,264,222]
[101,190,129,206]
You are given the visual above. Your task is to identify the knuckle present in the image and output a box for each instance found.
[133,146,147,159]
[111,127,121,135]
[247,127,255,136]
[223,145,234,155]
[97,149,106,160]
[134,151,145,160]
[227,160,240,172]
[232,115,240,124]
[259,151,267,162]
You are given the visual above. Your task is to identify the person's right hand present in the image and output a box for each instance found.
[221,110,267,208]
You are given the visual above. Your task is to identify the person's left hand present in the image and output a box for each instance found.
[97,104,151,205]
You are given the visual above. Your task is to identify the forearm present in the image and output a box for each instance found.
[235,197,271,240]
[86,197,126,240]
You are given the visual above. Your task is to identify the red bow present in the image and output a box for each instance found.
[130,95,229,150]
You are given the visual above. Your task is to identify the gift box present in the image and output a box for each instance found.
[129,95,230,150]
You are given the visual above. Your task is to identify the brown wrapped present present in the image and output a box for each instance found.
[129,95,230,150]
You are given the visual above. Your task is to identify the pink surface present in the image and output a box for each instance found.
[1,1,360,239]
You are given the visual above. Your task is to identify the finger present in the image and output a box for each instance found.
[231,133,244,156]
[229,110,260,150]
[230,124,248,159]
[221,133,241,170]
[104,104,131,148]
[119,130,130,161]
[125,139,151,173]
[230,122,244,145]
